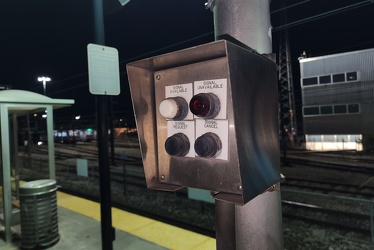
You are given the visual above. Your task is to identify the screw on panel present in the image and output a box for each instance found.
[266,183,280,192]
[160,175,165,180]
[156,75,161,80]
[237,185,242,191]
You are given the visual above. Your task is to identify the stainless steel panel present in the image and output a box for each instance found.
[153,58,240,194]
[127,40,280,204]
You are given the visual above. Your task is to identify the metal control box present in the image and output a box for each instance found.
[126,40,280,205]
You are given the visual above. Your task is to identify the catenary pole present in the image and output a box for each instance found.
[92,0,115,249]
[208,0,284,249]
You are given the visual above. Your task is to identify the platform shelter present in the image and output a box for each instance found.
[0,90,74,242]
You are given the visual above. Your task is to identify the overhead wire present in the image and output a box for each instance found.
[273,0,374,32]
[47,31,214,96]
[118,31,214,66]
[271,0,311,14]
[48,1,373,97]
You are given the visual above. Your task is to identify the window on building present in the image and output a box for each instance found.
[348,104,360,113]
[320,106,333,115]
[334,105,347,114]
[349,134,361,142]
[337,135,348,142]
[303,77,318,86]
[332,73,345,83]
[304,103,359,117]
[303,107,319,116]
[346,72,358,81]
[307,135,322,142]
[323,135,335,142]
[319,75,331,84]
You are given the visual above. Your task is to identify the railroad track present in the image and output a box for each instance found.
[56,162,148,188]
[282,157,374,173]
[22,145,374,243]
[31,143,143,165]
[28,145,374,199]
[283,177,374,198]
[305,152,374,165]
[282,200,371,236]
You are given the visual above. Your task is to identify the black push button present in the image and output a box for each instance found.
[194,132,222,158]
[165,133,190,157]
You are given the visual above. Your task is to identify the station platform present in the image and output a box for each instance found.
[0,191,215,250]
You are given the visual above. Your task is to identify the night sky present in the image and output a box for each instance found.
[1,0,374,125]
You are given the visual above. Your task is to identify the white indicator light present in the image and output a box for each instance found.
[159,97,188,120]
[159,99,178,118]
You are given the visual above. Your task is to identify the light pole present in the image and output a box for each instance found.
[92,0,131,249]
[37,76,51,96]
[73,115,81,143]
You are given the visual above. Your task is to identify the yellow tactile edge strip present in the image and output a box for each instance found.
[57,191,216,250]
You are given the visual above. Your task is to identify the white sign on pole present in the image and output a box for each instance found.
[87,43,120,95]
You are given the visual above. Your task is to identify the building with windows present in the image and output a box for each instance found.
[299,48,374,151]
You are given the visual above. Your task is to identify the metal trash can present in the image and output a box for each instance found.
[20,179,60,249]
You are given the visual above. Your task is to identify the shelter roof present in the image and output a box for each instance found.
[0,90,74,113]
[0,90,74,106]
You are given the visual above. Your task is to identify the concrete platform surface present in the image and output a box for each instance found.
[0,191,215,249]
[0,206,168,250]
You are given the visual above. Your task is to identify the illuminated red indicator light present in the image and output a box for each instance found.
[189,93,220,119]
[165,133,190,157]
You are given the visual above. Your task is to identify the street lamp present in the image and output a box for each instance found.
[37,76,51,95]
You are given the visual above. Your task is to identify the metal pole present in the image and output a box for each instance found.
[43,81,46,96]
[210,0,283,249]
[26,112,31,155]
[93,0,115,249]
[93,0,105,45]
[109,96,116,165]
[211,0,273,53]
[370,200,374,244]
[1,104,12,242]
[12,114,20,199]
[46,105,56,179]
[215,200,236,250]
[96,95,114,250]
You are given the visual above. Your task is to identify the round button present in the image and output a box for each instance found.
[159,97,188,120]
[194,132,222,158]
[165,133,190,157]
[189,93,220,119]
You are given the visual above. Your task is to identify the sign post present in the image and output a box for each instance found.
[88,3,120,248]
